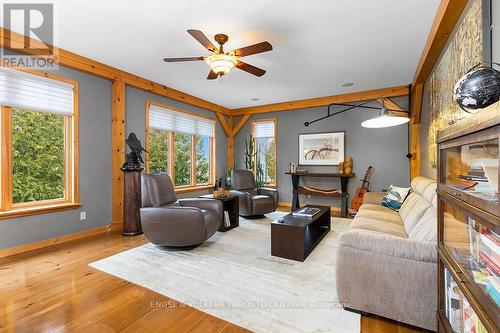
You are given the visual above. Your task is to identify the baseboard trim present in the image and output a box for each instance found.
[277,202,341,216]
[0,225,111,259]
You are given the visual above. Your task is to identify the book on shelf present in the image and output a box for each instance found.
[467,217,481,261]
[292,207,321,218]
[486,277,500,306]
[224,211,231,227]
[479,251,500,276]
[446,269,463,332]
[462,296,488,333]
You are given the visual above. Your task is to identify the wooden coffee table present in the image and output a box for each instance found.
[271,205,330,262]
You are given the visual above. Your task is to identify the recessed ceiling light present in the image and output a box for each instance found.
[251,98,260,101]
[342,82,354,87]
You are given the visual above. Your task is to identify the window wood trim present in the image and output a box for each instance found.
[0,69,79,217]
[145,100,216,192]
[251,117,277,187]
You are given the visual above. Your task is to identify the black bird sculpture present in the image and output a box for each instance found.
[123,133,148,170]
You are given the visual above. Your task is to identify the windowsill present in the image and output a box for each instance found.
[174,184,214,194]
[0,202,81,220]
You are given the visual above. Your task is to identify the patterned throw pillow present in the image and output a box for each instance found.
[380,185,411,211]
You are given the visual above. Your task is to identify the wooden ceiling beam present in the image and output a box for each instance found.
[412,0,468,86]
[377,97,408,117]
[231,114,251,136]
[216,112,231,137]
[0,28,232,116]
[232,86,409,115]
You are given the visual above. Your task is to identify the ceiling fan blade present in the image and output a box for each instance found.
[236,61,266,77]
[231,41,272,57]
[187,29,217,52]
[163,56,204,62]
[207,70,218,80]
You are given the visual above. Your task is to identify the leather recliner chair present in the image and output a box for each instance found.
[140,173,223,247]
[230,170,278,217]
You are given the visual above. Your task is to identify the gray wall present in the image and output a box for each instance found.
[125,86,228,197]
[0,66,112,249]
[234,98,410,208]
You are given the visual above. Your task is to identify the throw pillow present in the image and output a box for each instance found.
[380,185,411,211]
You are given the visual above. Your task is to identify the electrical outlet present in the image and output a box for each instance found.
[80,211,87,221]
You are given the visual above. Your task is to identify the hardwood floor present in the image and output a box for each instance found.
[0,232,429,333]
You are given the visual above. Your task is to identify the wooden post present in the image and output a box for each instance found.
[121,169,143,236]
[111,78,126,232]
[227,116,235,171]
[410,84,423,179]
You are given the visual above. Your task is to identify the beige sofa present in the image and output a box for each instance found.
[336,177,438,331]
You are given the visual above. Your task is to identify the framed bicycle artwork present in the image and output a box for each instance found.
[298,131,345,166]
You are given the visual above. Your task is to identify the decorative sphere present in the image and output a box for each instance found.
[453,65,500,113]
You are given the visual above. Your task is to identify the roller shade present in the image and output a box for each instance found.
[149,104,215,137]
[0,67,74,115]
[253,120,275,138]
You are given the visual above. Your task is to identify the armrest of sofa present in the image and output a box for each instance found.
[363,191,386,204]
[339,229,437,263]
[230,190,253,215]
[257,188,279,208]
[178,198,223,223]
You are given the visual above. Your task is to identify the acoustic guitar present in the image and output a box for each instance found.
[351,166,374,211]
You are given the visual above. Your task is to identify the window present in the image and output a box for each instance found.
[146,102,215,191]
[0,67,79,217]
[251,118,277,186]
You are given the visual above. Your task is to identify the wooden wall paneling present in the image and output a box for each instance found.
[111,78,126,232]
[231,86,409,115]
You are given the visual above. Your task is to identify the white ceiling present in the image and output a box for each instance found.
[9,0,440,109]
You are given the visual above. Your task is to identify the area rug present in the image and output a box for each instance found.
[90,212,360,333]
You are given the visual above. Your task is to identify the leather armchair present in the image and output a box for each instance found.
[140,173,223,247]
[230,170,278,217]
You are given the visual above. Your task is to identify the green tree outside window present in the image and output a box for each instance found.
[12,108,65,203]
[174,133,192,186]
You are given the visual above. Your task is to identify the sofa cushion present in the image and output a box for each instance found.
[399,192,431,235]
[356,204,403,225]
[349,217,407,238]
[408,207,437,242]
[422,182,437,207]
[339,229,437,262]
[411,177,435,197]
[380,185,411,210]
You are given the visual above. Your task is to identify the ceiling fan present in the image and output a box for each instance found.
[163,29,272,80]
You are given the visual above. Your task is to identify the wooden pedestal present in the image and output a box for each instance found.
[121,169,143,236]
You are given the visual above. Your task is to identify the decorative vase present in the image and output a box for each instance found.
[344,157,353,174]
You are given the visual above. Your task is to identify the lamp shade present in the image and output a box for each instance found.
[205,54,237,76]
[361,108,410,128]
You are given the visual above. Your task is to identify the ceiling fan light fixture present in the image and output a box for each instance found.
[205,53,237,76]
[360,107,410,128]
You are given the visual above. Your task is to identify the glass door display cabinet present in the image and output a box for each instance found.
[437,103,500,333]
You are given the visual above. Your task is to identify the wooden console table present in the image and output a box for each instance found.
[285,172,355,217]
